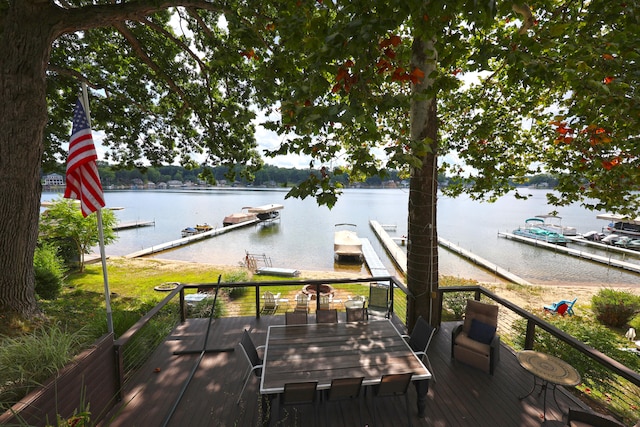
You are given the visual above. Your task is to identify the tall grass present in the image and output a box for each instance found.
[0,324,87,409]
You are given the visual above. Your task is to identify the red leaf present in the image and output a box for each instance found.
[409,67,425,84]
[336,68,349,82]
[389,35,402,47]
[602,53,615,60]
[603,76,614,84]
[331,83,341,93]
[384,48,396,59]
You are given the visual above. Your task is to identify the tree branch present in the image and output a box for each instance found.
[512,3,534,35]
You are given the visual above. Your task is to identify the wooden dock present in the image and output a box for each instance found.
[499,231,640,274]
[566,235,640,258]
[370,220,533,286]
[124,219,259,258]
[437,238,533,286]
[360,237,390,277]
[369,220,407,276]
[113,220,155,231]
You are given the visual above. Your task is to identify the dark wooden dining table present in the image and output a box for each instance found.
[259,319,432,424]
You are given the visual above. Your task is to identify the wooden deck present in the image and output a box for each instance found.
[100,315,588,427]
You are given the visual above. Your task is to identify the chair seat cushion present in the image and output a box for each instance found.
[468,319,496,345]
[455,331,491,356]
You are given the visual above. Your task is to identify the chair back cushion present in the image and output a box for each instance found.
[467,318,496,344]
[463,299,498,333]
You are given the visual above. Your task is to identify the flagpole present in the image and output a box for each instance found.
[81,83,114,334]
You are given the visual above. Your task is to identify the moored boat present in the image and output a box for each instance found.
[596,213,640,238]
[534,214,577,236]
[247,204,284,222]
[512,218,568,245]
[223,208,258,227]
[181,223,213,238]
[613,235,640,250]
[334,223,363,261]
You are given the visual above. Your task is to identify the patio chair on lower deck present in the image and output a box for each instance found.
[544,297,577,316]
[294,293,310,313]
[261,291,280,315]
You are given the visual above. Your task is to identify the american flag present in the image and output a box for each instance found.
[64,98,105,217]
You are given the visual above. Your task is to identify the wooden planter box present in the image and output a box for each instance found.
[0,333,118,426]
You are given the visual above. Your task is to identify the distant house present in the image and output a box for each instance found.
[167,180,183,188]
[42,173,64,187]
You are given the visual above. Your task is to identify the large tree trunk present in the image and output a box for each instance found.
[406,36,440,330]
[0,2,55,319]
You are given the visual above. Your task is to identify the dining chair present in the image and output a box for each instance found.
[346,307,367,323]
[316,308,338,324]
[368,283,391,319]
[285,311,308,325]
[277,381,319,425]
[324,377,364,426]
[402,316,436,382]
[370,373,413,427]
[236,329,264,405]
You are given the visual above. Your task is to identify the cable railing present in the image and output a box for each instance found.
[112,278,639,425]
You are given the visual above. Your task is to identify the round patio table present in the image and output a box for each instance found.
[517,350,581,421]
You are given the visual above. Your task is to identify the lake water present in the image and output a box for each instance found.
[41,188,640,288]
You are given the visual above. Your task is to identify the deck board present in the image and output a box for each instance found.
[100,316,587,427]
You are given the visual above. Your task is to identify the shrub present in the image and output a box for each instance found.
[442,292,474,320]
[189,297,225,319]
[223,270,250,299]
[591,289,640,328]
[34,243,66,300]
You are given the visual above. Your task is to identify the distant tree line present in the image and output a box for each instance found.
[44,162,560,189]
